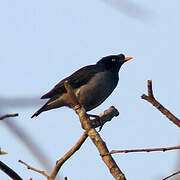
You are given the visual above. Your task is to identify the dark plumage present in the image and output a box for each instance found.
[31,54,132,118]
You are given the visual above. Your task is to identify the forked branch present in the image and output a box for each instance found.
[60,81,126,180]
[20,106,120,179]
[141,80,180,127]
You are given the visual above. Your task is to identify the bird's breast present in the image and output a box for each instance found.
[76,71,118,111]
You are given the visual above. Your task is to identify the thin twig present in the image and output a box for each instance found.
[141,80,180,127]
[0,161,23,180]
[0,113,18,120]
[162,170,180,180]
[49,132,88,179]
[18,160,49,178]
[109,145,180,154]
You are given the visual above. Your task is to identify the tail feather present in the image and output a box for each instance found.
[31,110,42,118]
[31,104,47,118]
[31,97,63,118]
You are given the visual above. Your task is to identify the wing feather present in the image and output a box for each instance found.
[41,64,104,99]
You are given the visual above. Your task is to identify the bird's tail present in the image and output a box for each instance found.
[31,104,47,118]
[31,110,42,118]
[31,98,63,118]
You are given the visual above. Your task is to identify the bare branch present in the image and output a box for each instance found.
[49,132,88,179]
[48,105,121,179]
[19,106,119,180]
[58,80,126,180]
[18,104,119,179]
[19,160,49,178]
[141,80,180,127]
[89,106,119,130]
[0,161,23,180]
[163,170,180,180]
[109,145,180,154]
[147,80,154,98]
[18,105,118,179]
[0,113,18,120]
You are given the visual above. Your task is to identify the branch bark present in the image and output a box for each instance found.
[141,80,180,127]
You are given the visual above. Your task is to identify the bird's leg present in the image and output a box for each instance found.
[87,114,104,131]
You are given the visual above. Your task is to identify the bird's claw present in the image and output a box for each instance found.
[87,114,104,131]
[98,123,104,132]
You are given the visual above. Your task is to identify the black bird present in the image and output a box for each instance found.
[31,54,133,118]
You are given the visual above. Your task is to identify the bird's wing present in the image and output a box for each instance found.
[41,64,104,99]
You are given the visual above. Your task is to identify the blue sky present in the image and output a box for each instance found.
[1,0,180,179]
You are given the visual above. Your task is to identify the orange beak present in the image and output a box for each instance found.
[125,57,133,61]
[0,151,7,155]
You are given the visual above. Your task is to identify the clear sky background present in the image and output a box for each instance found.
[1,0,180,179]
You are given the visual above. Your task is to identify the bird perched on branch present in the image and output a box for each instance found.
[31,54,133,118]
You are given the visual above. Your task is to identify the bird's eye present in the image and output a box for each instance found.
[112,58,116,62]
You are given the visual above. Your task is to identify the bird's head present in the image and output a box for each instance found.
[97,54,133,72]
